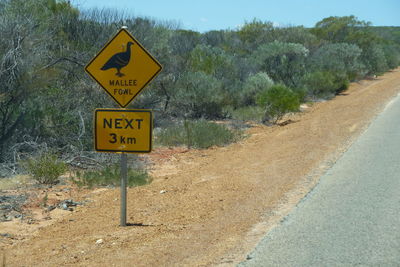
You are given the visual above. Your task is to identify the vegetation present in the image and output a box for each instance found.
[156,120,242,149]
[256,85,300,124]
[0,0,400,177]
[229,106,265,122]
[72,164,150,188]
[22,153,66,184]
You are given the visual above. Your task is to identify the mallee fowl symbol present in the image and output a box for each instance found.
[101,42,134,77]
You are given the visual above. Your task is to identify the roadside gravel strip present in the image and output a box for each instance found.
[240,93,400,266]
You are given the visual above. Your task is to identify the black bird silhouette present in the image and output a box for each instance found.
[101,42,134,77]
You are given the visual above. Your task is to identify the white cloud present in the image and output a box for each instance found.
[200,17,208,23]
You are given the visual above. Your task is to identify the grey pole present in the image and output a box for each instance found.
[120,153,127,226]
[120,26,128,227]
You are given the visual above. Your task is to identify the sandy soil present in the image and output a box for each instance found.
[1,69,400,266]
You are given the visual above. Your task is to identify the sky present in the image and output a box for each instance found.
[72,0,400,32]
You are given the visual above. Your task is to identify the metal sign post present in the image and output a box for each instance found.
[120,153,127,226]
[85,26,162,227]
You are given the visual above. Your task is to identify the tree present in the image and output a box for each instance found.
[311,16,393,75]
[0,1,51,161]
[383,44,400,69]
[253,41,309,87]
[362,45,388,74]
[238,19,275,51]
[311,16,370,43]
[274,26,321,50]
[187,44,235,79]
[309,43,364,80]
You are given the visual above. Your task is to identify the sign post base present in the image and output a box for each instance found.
[120,153,127,227]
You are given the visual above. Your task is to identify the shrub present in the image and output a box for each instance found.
[310,43,364,80]
[23,153,66,184]
[230,106,265,122]
[253,41,309,87]
[302,70,352,98]
[256,84,300,124]
[72,164,150,188]
[301,71,337,98]
[334,74,350,94]
[362,45,389,75]
[156,119,241,149]
[240,72,274,106]
[171,71,224,119]
[291,87,308,102]
[383,44,400,69]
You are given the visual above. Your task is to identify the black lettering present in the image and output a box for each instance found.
[110,80,137,87]
[120,136,126,144]
[103,118,112,129]
[109,133,117,143]
[125,119,134,129]
[136,119,143,129]
[115,118,123,129]
[127,137,136,144]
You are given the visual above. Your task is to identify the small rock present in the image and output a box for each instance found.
[47,205,56,212]
[300,104,309,111]
[159,190,167,194]
[96,238,104,245]
[0,233,11,238]
[58,199,82,211]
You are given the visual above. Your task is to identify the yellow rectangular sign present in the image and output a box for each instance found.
[94,109,152,153]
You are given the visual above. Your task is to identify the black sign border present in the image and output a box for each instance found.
[94,108,153,153]
[85,29,162,108]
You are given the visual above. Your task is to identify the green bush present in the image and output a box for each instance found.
[72,164,150,188]
[291,87,308,102]
[23,153,66,184]
[240,72,274,106]
[156,119,241,149]
[230,106,265,122]
[256,84,300,124]
[171,71,224,119]
[302,71,352,98]
[301,71,337,98]
[253,41,309,87]
[310,43,364,79]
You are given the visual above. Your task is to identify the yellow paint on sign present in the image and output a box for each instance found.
[86,29,162,108]
[95,109,152,153]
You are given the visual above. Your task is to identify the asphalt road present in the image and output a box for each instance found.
[239,94,400,266]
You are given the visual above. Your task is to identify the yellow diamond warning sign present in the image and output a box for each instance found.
[85,29,162,108]
[94,109,152,153]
